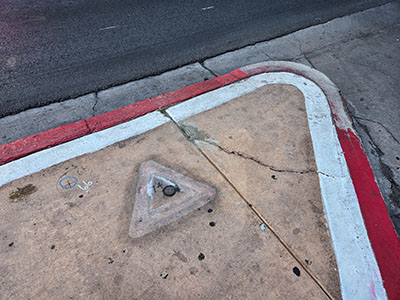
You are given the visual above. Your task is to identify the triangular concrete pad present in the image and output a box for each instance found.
[129,160,216,239]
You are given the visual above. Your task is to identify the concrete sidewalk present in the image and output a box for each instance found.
[1,2,399,242]
[1,62,399,299]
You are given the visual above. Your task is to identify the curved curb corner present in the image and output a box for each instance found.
[237,61,400,300]
[0,61,399,299]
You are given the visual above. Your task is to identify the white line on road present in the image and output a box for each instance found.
[99,25,118,31]
[201,6,214,11]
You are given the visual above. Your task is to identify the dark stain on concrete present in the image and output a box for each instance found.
[173,250,188,263]
[117,141,127,148]
[9,184,38,202]
[251,263,260,272]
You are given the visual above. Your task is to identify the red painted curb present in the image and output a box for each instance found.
[0,72,244,165]
[336,127,400,300]
[1,61,399,299]
[87,72,244,132]
[0,121,90,165]
[238,62,400,299]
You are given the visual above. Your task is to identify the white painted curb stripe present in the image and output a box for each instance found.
[252,73,386,300]
[0,72,386,300]
[166,72,387,300]
[166,78,257,122]
[0,112,169,187]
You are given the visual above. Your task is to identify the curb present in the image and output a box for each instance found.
[240,62,400,300]
[0,71,244,165]
[1,61,399,299]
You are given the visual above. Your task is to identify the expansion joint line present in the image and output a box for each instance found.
[196,145,336,300]
[199,61,219,78]
[160,109,335,300]
[92,92,99,117]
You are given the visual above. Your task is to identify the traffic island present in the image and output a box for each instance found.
[1,62,399,300]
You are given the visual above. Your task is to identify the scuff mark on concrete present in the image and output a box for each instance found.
[179,122,211,143]
[173,250,188,263]
[318,171,336,179]
[9,184,38,202]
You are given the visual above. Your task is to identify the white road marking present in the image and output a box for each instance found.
[201,6,214,11]
[99,25,118,31]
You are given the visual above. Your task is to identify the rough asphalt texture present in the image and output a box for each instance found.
[0,0,390,117]
[305,26,400,236]
[0,2,399,237]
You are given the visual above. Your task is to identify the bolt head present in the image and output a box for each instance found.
[163,185,177,197]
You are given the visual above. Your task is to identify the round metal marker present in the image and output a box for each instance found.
[163,185,177,197]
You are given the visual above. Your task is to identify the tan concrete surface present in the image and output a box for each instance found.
[178,84,341,299]
[0,122,330,299]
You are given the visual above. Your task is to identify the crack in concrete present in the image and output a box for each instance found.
[257,46,273,60]
[84,119,92,134]
[160,109,336,300]
[92,92,99,117]
[159,109,193,142]
[292,35,304,58]
[352,116,400,233]
[201,140,317,175]
[175,119,319,175]
[262,51,274,61]
[344,99,400,234]
[162,111,337,178]
[354,115,400,145]
[204,140,337,178]
[199,61,219,78]
[318,171,336,179]
[303,55,316,69]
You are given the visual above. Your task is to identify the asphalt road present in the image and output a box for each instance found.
[0,0,390,117]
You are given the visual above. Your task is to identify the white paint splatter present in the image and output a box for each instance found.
[285,151,295,159]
